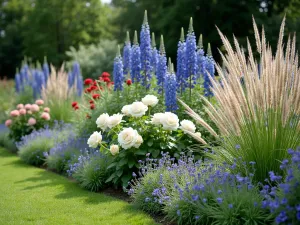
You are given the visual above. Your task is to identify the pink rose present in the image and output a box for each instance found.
[27,117,36,126]
[10,110,20,117]
[25,104,32,110]
[41,112,50,121]
[35,99,44,105]
[5,119,12,127]
[17,104,24,109]
[19,109,26,115]
[44,107,50,113]
[31,104,40,112]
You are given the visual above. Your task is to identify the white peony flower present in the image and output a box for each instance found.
[108,113,123,129]
[96,113,110,130]
[109,145,120,155]
[142,95,159,107]
[151,113,165,125]
[87,131,102,148]
[180,119,196,133]
[121,104,131,115]
[134,135,143,148]
[161,112,179,131]
[128,102,148,117]
[118,127,140,149]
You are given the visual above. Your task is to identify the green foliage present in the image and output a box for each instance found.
[0,80,16,123]
[71,151,112,192]
[47,99,75,124]
[66,40,118,79]
[18,138,55,166]
[0,132,17,153]
[14,85,34,105]
[0,148,159,225]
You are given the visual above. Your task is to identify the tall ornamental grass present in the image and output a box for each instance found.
[181,17,300,182]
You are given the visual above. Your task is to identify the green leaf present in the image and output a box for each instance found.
[152,149,160,158]
[135,149,146,156]
[106,162,117,170]
[147,139,153,147]
[160,142,167,149]
[128,158,135,168]
[105,173,116,183]
[116,170,123,177]
[118,158,128,166]
[121,174,132,187]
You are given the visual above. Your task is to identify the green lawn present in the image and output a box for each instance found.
[0,147,159,225]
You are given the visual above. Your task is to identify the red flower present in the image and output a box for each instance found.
[126,79,132,86]
[86,87,92,93]
[101,72,110,77]
[84,78,93,85]
[103,77,111,82]
[74,105,79,110]
[71,102,78,108]
[89,100,94,104]
[93,81,98,86]
[92,94,100,99]
[90,85,98,91]
[90,104,95,110]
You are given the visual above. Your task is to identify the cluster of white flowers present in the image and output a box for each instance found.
[88,94,200,156]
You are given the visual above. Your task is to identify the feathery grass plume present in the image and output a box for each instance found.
[181,17,300,182]
[41,65,76,122]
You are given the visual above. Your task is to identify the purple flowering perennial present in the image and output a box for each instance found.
[113,45,124,91]
[131,31,142,83]
[156,35,167,93]
[176,28,187,93]
[196,34,206,80]
[140,11,152,89]
[123,31,132,77]
[203,44,215,97]
[151,32,159,74]
[164,61,178,112]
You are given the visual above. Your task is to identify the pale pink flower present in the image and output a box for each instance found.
[25,104,32,110]
[10,110,20,117]
[27,110,32,115]
[35,99,44,105]
[41,112,50,121]
[27,117,36,126]
[31,104,40,112]
[19,108,26,115]
[43,107,50,113]
[5,119,12,127]
[17,104,24,109]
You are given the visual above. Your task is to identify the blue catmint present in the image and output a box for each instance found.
[140,10,152,89]
[113,45,124,91]
[123,31,132,77]
[131,31,141,83]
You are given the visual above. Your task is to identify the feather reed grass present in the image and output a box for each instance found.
[181,17,300,182]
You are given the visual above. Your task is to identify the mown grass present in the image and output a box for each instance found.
[0,147,159,225]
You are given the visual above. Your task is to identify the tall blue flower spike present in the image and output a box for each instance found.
[151,32,159,74]
[204,43,215,97]
[177,27,187,93]
[113,45,124,91]
[123,31,132,78]
[196,34,206,80]
[156,35,167,94]
[165,58,178,112]
[140,10,152,89]
[131,30,141,83]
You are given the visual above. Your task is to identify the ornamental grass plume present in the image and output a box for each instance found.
[181,17,300,182]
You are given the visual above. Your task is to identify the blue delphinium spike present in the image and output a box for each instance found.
[156,35,167,93]
[123,31,132,77]
[177,28,187,93]
[76,75,83,96]
[43,56,50,84]
[15,70,22,93]
[113,45,124,91]
[131,31,141,83]
[196,34,206,80]
[140,10,152,89]
[151,32,159,74]
[185,18,197,96]
[165,58,178,112]
[204,43,215,97]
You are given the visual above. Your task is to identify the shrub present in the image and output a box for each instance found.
[87,94,200,187]
[5,100,51,141]
[0,79,16,123]
[17,123,74,166]
[0,132,18,153]
[68,149,112,192]
[181,18,300,182]
[263,148,300,224]
[45,137,89,174]
[66,39,118,79]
